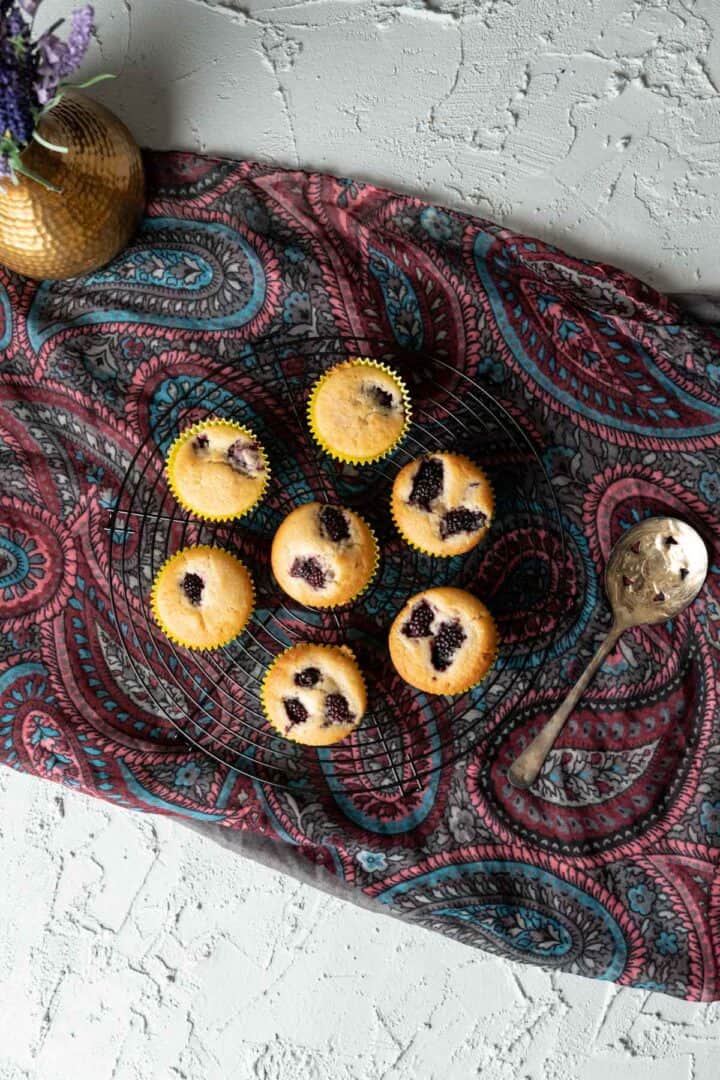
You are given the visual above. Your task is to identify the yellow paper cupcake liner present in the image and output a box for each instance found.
[260,642,367,745]
[390,454,495,558]
[165,417,270,522]
[307,357,412,465]
[150,544,256,652]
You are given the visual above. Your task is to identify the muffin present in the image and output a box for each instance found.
[391,452,493,557]
[388,587,497,695]
[151,545,254,650]
[166,418,269,521]
[307,357,411,464]
[261,642,367,746]
[271,502,378,608]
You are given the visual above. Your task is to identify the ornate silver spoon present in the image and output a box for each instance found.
[508,516,708,790]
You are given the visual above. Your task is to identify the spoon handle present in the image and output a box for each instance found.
[508,623,624,790]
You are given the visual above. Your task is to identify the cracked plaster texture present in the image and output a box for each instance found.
[3,0,720,1077]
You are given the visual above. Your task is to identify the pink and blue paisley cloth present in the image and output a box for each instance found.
[2,151,720,1000]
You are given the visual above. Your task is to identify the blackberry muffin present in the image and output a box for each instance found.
[271,502,378,608]
[166,418,269,521]
[307,358,411,464]
[151,545,254,650]
[391,452,493,557]
[262,642,367,746]
[388,586,497,695]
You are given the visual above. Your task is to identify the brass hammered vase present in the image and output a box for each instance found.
[0,91,145,280]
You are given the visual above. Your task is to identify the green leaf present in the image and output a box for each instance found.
[12,160,62,194]
[42,73,117,118]
[62,72,117,91]
[32,131,69,155]
[42,91,65,114]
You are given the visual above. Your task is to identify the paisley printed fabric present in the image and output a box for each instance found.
[1,152,720,999]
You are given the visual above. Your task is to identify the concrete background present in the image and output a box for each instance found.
[3,0,720,1077]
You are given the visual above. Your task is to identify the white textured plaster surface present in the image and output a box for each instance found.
[4,772,720,1080]
[3,1,720,1077]
[90,0,720,293]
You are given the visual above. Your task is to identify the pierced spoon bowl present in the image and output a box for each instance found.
[507,516,708,791]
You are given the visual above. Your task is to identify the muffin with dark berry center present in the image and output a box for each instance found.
[388,586,497,694]
[151,545,254,650]
[262,642,367,746]
[166,418,269,521]
[391,452,493,556]
[271,501,378,608]
[308,358,411,464]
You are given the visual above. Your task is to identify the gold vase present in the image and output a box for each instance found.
[0,91,145,281]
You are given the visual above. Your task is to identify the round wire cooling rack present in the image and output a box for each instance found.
[108,333,572,797]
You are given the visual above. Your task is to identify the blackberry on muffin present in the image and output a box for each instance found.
[151,545,254,651]
[307,358,411,464]
[391,452,493,557]
[271,501,378,608]
[388,586,497,695]
[262,642,367,746]
[166,418,269,521]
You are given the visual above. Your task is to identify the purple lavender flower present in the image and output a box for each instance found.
[34,34,64,105]
[7,8,25,34]
[0,3,38,170]
[0,2,97,180]
[34,5,94,104]
[67,5,93,63]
